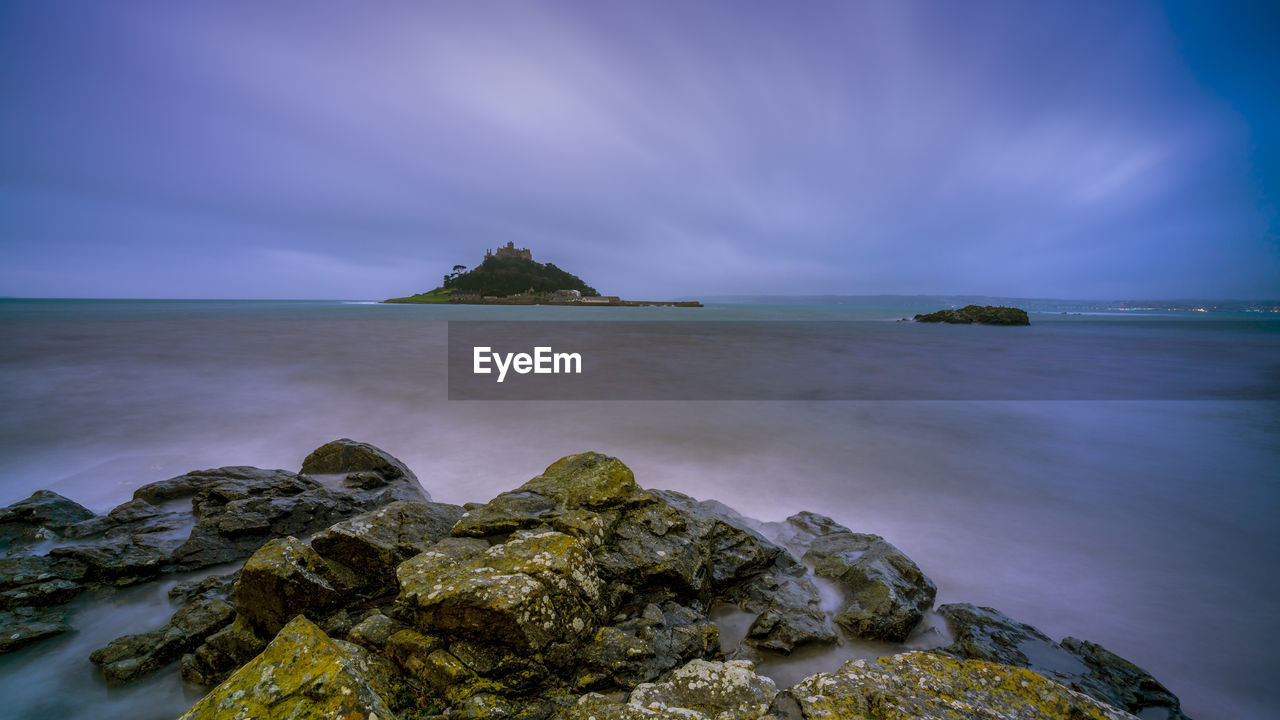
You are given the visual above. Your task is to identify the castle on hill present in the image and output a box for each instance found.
[484,241,532,261]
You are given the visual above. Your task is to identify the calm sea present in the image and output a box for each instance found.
[1,298,1277,719]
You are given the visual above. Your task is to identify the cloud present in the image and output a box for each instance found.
[0,0,1274,298]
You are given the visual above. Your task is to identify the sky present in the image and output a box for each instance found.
[1,0,1277,300]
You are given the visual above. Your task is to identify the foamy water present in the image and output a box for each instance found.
[1,299,1277,719]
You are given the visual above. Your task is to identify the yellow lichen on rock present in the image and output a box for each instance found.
[788,651,1138,720]
[176,615,394,720]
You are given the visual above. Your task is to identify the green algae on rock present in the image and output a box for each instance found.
[787,651,1136,719]
[176,615,395,720]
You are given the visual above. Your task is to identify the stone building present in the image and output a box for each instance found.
[484,241,532,261]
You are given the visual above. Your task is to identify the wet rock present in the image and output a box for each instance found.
[90,594,235,684]
[575,601,720,690]
[49,534,179,585]
[0,490,95,550]
[233,536,348,636]
[310,500,464,588]
[786,651,1134,719]
[650,490,784,590]
[176,615,395,720]
[181,615,266,686]
[300,437,418,484]
[0,554,88,610]
[0,578,81,608]
[796,513,936,643]
[167,572,237,604]
[0,605,71,653]
[561,659,778,720]
[398,529,603,654]
[935,603,1187,719]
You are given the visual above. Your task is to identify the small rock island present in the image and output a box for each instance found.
[1,443,1189,720]
[914,304,1031,325]
[384,243,701,307]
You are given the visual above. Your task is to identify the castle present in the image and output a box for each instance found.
[484,241,532,261]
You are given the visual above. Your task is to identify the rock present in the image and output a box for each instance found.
[0,605,71,653]
[348,612,404,650]
[0,490,95,550]
[786,651,1135,719]
[934,603,1187,719]
[300,437,419,484]
[0,578,81,608]
[561,659,778,720]
[168,572,237,604]
[176,615,395,720]
[310,500,464,588]
[575,601,720,691]
[796,513,936,643]
[181,615,267,686]
[452,452,645,538]
[49,534,179,585]
[233,536,348,636]
[398,529,603,654]
[90,591,235,684]
[0,554,88,610]
[913,305,1030,325]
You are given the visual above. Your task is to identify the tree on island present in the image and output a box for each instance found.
[443,255,599,297]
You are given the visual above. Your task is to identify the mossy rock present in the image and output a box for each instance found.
[787,651,1135,719]
[176,615,395,720]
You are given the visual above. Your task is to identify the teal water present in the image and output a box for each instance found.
[0,298,1277,718]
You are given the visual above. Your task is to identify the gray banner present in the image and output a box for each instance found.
[446,321,1280,400]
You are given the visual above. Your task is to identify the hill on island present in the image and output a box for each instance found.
[444,254,599,298]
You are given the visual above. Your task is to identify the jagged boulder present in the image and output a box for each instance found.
[935,603,1187,719]
[233,536,348,636]
[176,615,395,720]
[790,512,935,643]
[398,529,603,654]
[787,651,1135,719]
[575,601,720,690]
[561,659,778,720]
[310,500,463,587]
[0,554,87,610]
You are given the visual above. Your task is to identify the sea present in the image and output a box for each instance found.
[0,297,1277,719]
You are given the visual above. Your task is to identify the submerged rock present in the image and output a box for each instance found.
[789,513,936,643]
[913,304,1030,325]
[935,603,1188,719]
[176,615,395,720]
[787,651,1134,719]
[90,593,235,685]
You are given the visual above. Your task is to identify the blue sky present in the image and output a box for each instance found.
[1,0,1277,299]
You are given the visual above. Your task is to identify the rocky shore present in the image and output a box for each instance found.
[1,443,1188,719]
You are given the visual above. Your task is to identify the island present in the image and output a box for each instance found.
[914,304,1030,325]
[384,243,702,307]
